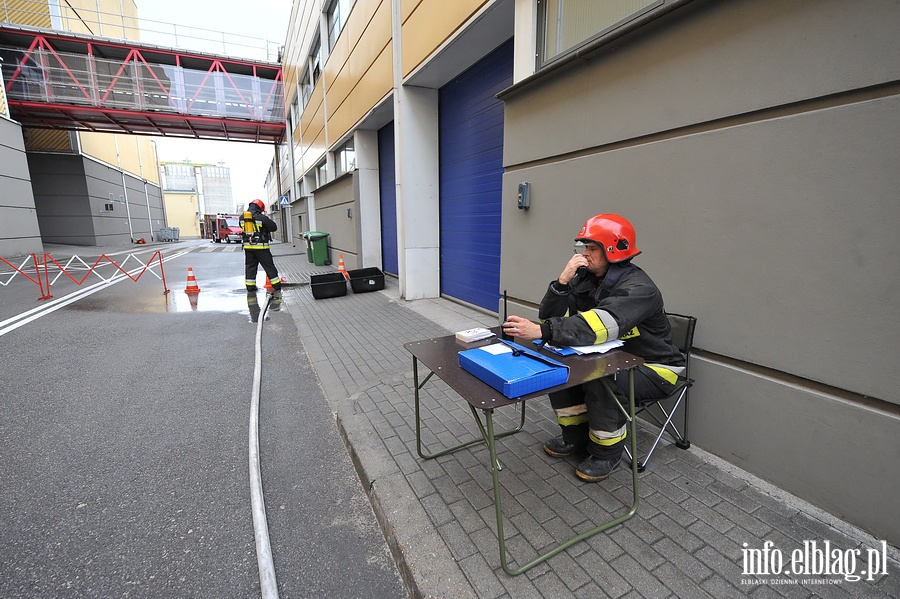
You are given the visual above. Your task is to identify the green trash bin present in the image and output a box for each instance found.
[308,232,330,266]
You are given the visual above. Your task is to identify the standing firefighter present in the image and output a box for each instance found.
[240,199,282,298]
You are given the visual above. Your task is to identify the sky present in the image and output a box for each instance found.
[134,0,293,208]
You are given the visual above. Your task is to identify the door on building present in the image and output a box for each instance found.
[378,121,398,276]
[438,39,513,311]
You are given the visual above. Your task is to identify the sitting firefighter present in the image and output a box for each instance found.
[240,199,282,299]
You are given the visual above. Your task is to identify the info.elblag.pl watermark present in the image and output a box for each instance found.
[741,540,890,586]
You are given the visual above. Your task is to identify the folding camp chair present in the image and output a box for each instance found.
[624,312,696,472]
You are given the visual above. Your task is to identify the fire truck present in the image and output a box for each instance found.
[204,214,243,243]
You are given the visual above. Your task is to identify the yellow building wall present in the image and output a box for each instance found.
[289,0,394,174]
[23,129,72,151]
[287,0,487,175]
[300,80,326,166]
[141,137,160,185]
[400,0,489,77]
[76,134,159,183]
[282,0,321,108]
[163,193,201,238]
[4,0,52,28]
[324,0,392,144]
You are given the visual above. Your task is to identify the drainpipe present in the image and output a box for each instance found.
[138,139,154,241]
[114,135,135,241]
[152,141,168,228]
[94,0,103,36]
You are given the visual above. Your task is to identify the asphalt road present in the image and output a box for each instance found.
[0,242,406,598]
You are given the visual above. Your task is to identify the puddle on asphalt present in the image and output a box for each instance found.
[61,281,281,319]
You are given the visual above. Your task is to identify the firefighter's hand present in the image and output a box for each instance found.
[503,316,541,341]
[558,253,588,285]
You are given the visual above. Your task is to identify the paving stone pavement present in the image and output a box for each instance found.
[273,243,900,599]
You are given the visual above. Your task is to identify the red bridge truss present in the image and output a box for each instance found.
[0,23,285,143]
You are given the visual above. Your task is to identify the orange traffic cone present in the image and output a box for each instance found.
[264,276,274,292]
[338,253,349,280]
[184,267,201,293]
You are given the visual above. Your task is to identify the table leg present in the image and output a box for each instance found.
[488,369,640,576]
[413,356,526,460]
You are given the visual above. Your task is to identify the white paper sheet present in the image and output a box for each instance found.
[569,340,624,354]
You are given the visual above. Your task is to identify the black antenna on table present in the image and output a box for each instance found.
[501,290,511,341]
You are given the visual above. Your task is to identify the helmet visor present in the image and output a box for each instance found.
[573,240,602,254]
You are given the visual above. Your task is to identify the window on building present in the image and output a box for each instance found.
[316,161,328,187]
[290,94,300,125]
[538,0,663,67]
[300,69,312,108]
[335,138,356,176]
[310,36,321,87]
[327,0,354,50]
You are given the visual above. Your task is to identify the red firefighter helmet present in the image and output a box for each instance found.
[250,198,265,211]
[575,214,641,263]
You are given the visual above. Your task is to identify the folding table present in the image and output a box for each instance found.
[404,331,644,575]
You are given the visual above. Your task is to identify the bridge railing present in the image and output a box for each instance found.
[1,0,282,62]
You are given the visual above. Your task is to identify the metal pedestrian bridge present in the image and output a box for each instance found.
[0,23,285,143]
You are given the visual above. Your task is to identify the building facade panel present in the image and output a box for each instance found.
[281,0,320,97]
[690,359,900,547]
[324,24,351,97]
[312,174,357,258]
[300,81,325,149]
[0,117,42,257]
[400,0,489,78]
[347,0,391,81]
[22,129,72,152]
[352,44,393,112]
[330,47,392,143]
[346,0,383,50]
[504,0,900,166]
[4,0,52,28]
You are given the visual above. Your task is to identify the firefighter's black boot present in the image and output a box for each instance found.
[543,422,588,457]
[575,442,623,482]
[543,437,582,457]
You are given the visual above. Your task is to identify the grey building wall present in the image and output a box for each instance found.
[28,153,164,246]
[312,173,358,267]
[499,0,900,544]
[0,117,42,258]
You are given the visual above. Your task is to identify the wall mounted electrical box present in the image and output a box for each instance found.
[517,181,530,210]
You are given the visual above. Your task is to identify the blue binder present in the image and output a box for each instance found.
[458,340,569,398]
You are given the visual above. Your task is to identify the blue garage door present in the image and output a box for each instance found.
[378,121,398,275]
[439,39,513,311]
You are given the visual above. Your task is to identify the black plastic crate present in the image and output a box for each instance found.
[310,272,347,299]
[348,267,385,293]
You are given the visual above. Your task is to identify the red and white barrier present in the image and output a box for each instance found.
[1,251,170,300]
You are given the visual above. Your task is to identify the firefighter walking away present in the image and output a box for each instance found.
[240,199,282,299]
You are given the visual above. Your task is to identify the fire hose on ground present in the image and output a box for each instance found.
[249,294,279,599]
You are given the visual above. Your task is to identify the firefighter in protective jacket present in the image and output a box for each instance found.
[502,214,684,482]
[240,199,282,298]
